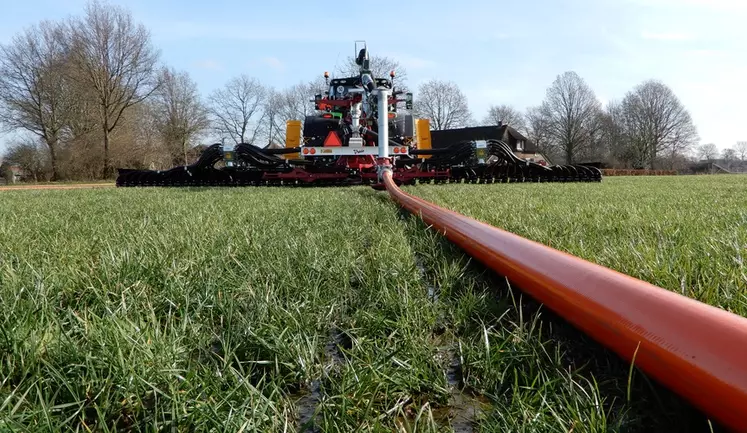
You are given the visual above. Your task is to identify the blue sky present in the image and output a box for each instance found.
[1,0,746,152]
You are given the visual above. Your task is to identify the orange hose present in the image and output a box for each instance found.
[382,170,747,432]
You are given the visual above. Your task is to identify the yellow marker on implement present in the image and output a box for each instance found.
[415,118,432,159]
[285,120,302,159]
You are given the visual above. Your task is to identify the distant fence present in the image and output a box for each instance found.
[601,169,677,176]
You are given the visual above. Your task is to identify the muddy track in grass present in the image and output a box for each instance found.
[291,327,351,432]
[412,249,489,433]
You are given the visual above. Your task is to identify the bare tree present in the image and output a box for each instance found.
[697,143,719,161]
[735,141,747,161]
[600,100,638,168]
[525,105,553,160]
[127,100,168,169]
[722,148,737,167]
[338,54,408,86]
[0,161,12,184]
[540,71,602,164]
[583,105,616,164]
[60,67,100,146]
[618,80,698,169]
[259,77,331,147]
[152,67,210,165]
[283,80,323,119]
[2,136,51,182]
[259,88,285,147]
[208,74,268,145]
[0,20,72,180]
[64,0,161,178]
[413,80,472,130]
[482,104,526,133]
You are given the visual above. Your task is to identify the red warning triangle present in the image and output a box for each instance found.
[323,131,342,147]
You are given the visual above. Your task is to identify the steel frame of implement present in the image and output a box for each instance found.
[381,170,747,432]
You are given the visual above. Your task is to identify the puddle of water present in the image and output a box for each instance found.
[394,391,490,433]
[442,350,491,432]
[446,350,462,387]
[414,255,439,301]
[292,379,322,433]
[395,349,490,432]
[289,327,351,432]
[325,328,351,368]
[427,285,437,301]
[412,254,489,431]
[440,391,491,432]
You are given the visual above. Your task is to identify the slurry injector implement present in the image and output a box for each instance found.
[115,41,601,188]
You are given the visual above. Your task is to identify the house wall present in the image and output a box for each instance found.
[517,152,548,165]
[0,165,25,183]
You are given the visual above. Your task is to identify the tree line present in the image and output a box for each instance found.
[0,1,335,181]
[412,72,746,171]
[0,0,738,182]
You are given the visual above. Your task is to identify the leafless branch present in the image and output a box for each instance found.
[0,20,72,180]
[413,80,472,130]
[482,104,527,134]
[697,143,719,161]
[734,141,747,161]
[208,74,268,145]
[539,71,602,164]
[617,80,698,169]
[152,67,210,165]
[63,0,161,177]
[338,54,408,87]
[260,79,323,146]
[1,135,51,181]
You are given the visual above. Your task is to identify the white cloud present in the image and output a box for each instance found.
[626,0,747,10]
[261,57,285,72]
[397,55,435,70]
[380,52,436,71]
[144,16,512,44]
[685,49,725,58]
[194,59,222,71]
[148,21,336,43]
[640,31,693,41]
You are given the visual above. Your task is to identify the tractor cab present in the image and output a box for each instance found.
[326,76,392,100]
[327,77,361,100]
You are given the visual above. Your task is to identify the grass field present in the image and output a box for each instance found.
[0,175,742,432]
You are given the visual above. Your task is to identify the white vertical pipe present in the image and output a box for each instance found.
[377,88,390,159]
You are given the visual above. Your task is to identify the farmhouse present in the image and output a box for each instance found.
[0,159,26,184]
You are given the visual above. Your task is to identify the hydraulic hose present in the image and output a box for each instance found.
[362,128,402,148]
[381,170,747,432]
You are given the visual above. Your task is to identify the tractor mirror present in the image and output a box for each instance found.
[405,93,413,110]
[356,48,368,66]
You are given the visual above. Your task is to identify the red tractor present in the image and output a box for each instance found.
[116,42,601,187]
